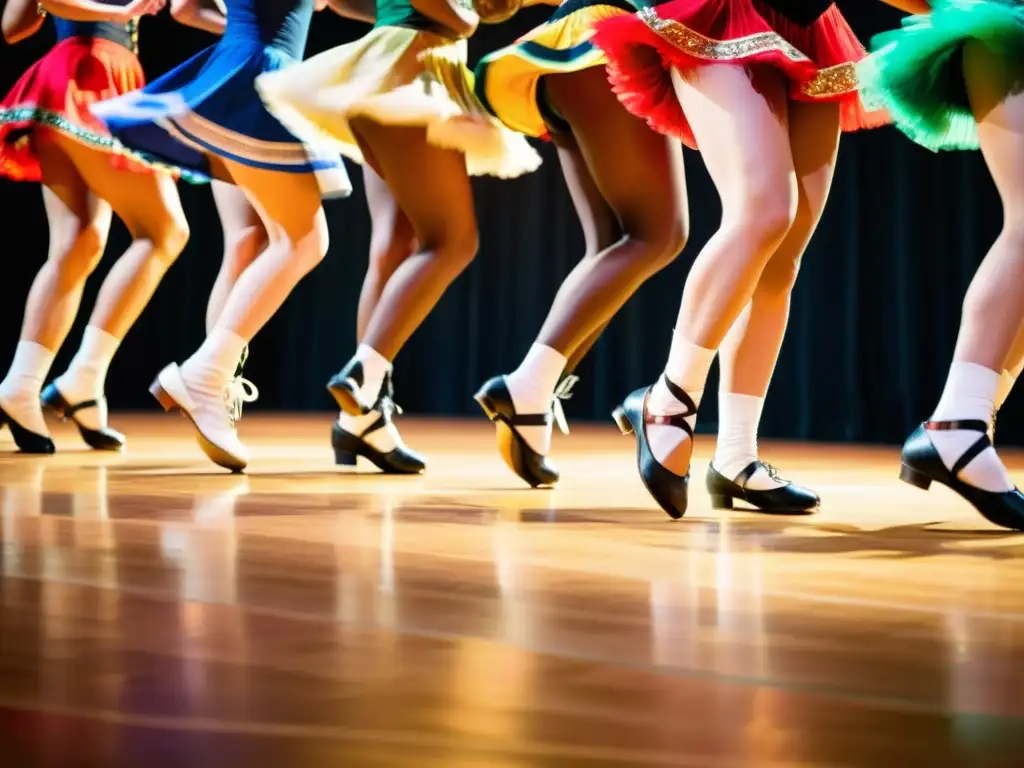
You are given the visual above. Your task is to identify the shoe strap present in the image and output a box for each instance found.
[923,420,994,480]
[923,419,988,432]
[64,397,104,417]
[643,375,696,438]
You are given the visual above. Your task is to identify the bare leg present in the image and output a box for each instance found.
[41,134,189,438]
[332,164,419,471]
[645,66,796,477]
[499,67,687,458]
[153,162,328,470]
[922,42,1024,494]
[0,137,111,441]
[357,164,416,339]
[207,180,267,332]
[713,100,840,489]
[348,121,478,365]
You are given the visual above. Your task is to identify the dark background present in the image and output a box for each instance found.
[1,3,1019,445]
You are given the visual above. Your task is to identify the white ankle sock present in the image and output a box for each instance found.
[338,410,402,453]
[504,343,567,455]
[181,329,248,397]
[928,361,1013,492]
[0,341,55,436]
[647,334,715,468]
[53,326,121,431]
[352,343,391,406]
[712,392,784,491]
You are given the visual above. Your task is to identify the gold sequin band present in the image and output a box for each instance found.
[36,1,47,17]
[801,62,858,98]
[636,7,861,98]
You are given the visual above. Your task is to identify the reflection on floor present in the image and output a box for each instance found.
[1,415,1023,766]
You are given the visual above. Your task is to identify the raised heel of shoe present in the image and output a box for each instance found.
[612,406,633,436]
[149,381,177,412]
[899,463,932,491]
[709,493,733,510]
[334,449,358,467]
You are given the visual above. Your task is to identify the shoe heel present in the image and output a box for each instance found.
[149,380,177,412]
[334,449,358,467]
[612,406,633,436]
[899,464,932,491]
[710,493,733,510]
[474,392,498,422]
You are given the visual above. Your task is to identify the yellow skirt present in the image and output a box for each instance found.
[474,1,631,138]
[256,26,541,179]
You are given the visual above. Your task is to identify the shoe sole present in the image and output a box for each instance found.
[150,380,247,473]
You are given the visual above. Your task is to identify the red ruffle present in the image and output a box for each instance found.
[0,36,146,182]
[591,0,889,149]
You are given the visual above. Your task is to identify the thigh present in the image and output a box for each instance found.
[671,65,794,209]
[786,100,841,220]
[211,180,266,243]
[50,134,186,239]
[545,67,686,236]
[34,137,112,252]
[349,120,476,249]
[964,40,1024,211]
[548,126,620,255]
[216,161,326,245]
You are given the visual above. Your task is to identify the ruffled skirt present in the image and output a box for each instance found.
[89,38,350,197]
[591,0,887,148]
[256,25,541,179]
[0,36,174,182]
[475,0,633,139]
[858,0,1024,152]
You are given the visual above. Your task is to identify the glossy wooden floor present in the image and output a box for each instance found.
[2,416,1024,766]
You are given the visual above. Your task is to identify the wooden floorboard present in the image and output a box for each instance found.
[1,415,1023,766]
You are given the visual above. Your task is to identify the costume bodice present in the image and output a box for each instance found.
[224,0,314,57]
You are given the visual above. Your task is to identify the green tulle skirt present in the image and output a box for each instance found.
[857,0,1024,152]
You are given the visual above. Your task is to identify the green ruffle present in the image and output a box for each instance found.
[857,0,1024,152]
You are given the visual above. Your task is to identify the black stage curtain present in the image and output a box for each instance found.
[0,3,1019,445]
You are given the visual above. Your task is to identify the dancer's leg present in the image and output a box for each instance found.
[0,137,111,439]
[994,319,1024,416]
[923,41,1024,493]
[333,164,418,467]
[357,164,416,339]
[207,180,267,332]
[647,66,796,476]
[548,129,620,376]
[713,100,841,488]
[44,133,189,434]
[339,119,477,409]
[154,162,328,470]
[502,67,687,453]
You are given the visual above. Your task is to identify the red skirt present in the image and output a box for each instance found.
[591,0,889,149]
[0,36,146,182]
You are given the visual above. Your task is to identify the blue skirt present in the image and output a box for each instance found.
[90,39,351,198]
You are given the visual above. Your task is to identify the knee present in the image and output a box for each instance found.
[224,224,267,271]
[138,211,190,267]
[729,177,798,249]
[622,211,689,274]
[426,225,479,278]
[295,209,331,273]
[368,222,415,277]
[51,221,107,284]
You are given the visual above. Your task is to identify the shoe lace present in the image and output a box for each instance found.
[759,462,786,483]
[551,374,579,436]
[225,376,259,426]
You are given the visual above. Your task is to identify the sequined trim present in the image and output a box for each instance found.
[638,7,809,64]
[636,8,862,99]
[801,62,858,98]
[0,104,205,182]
